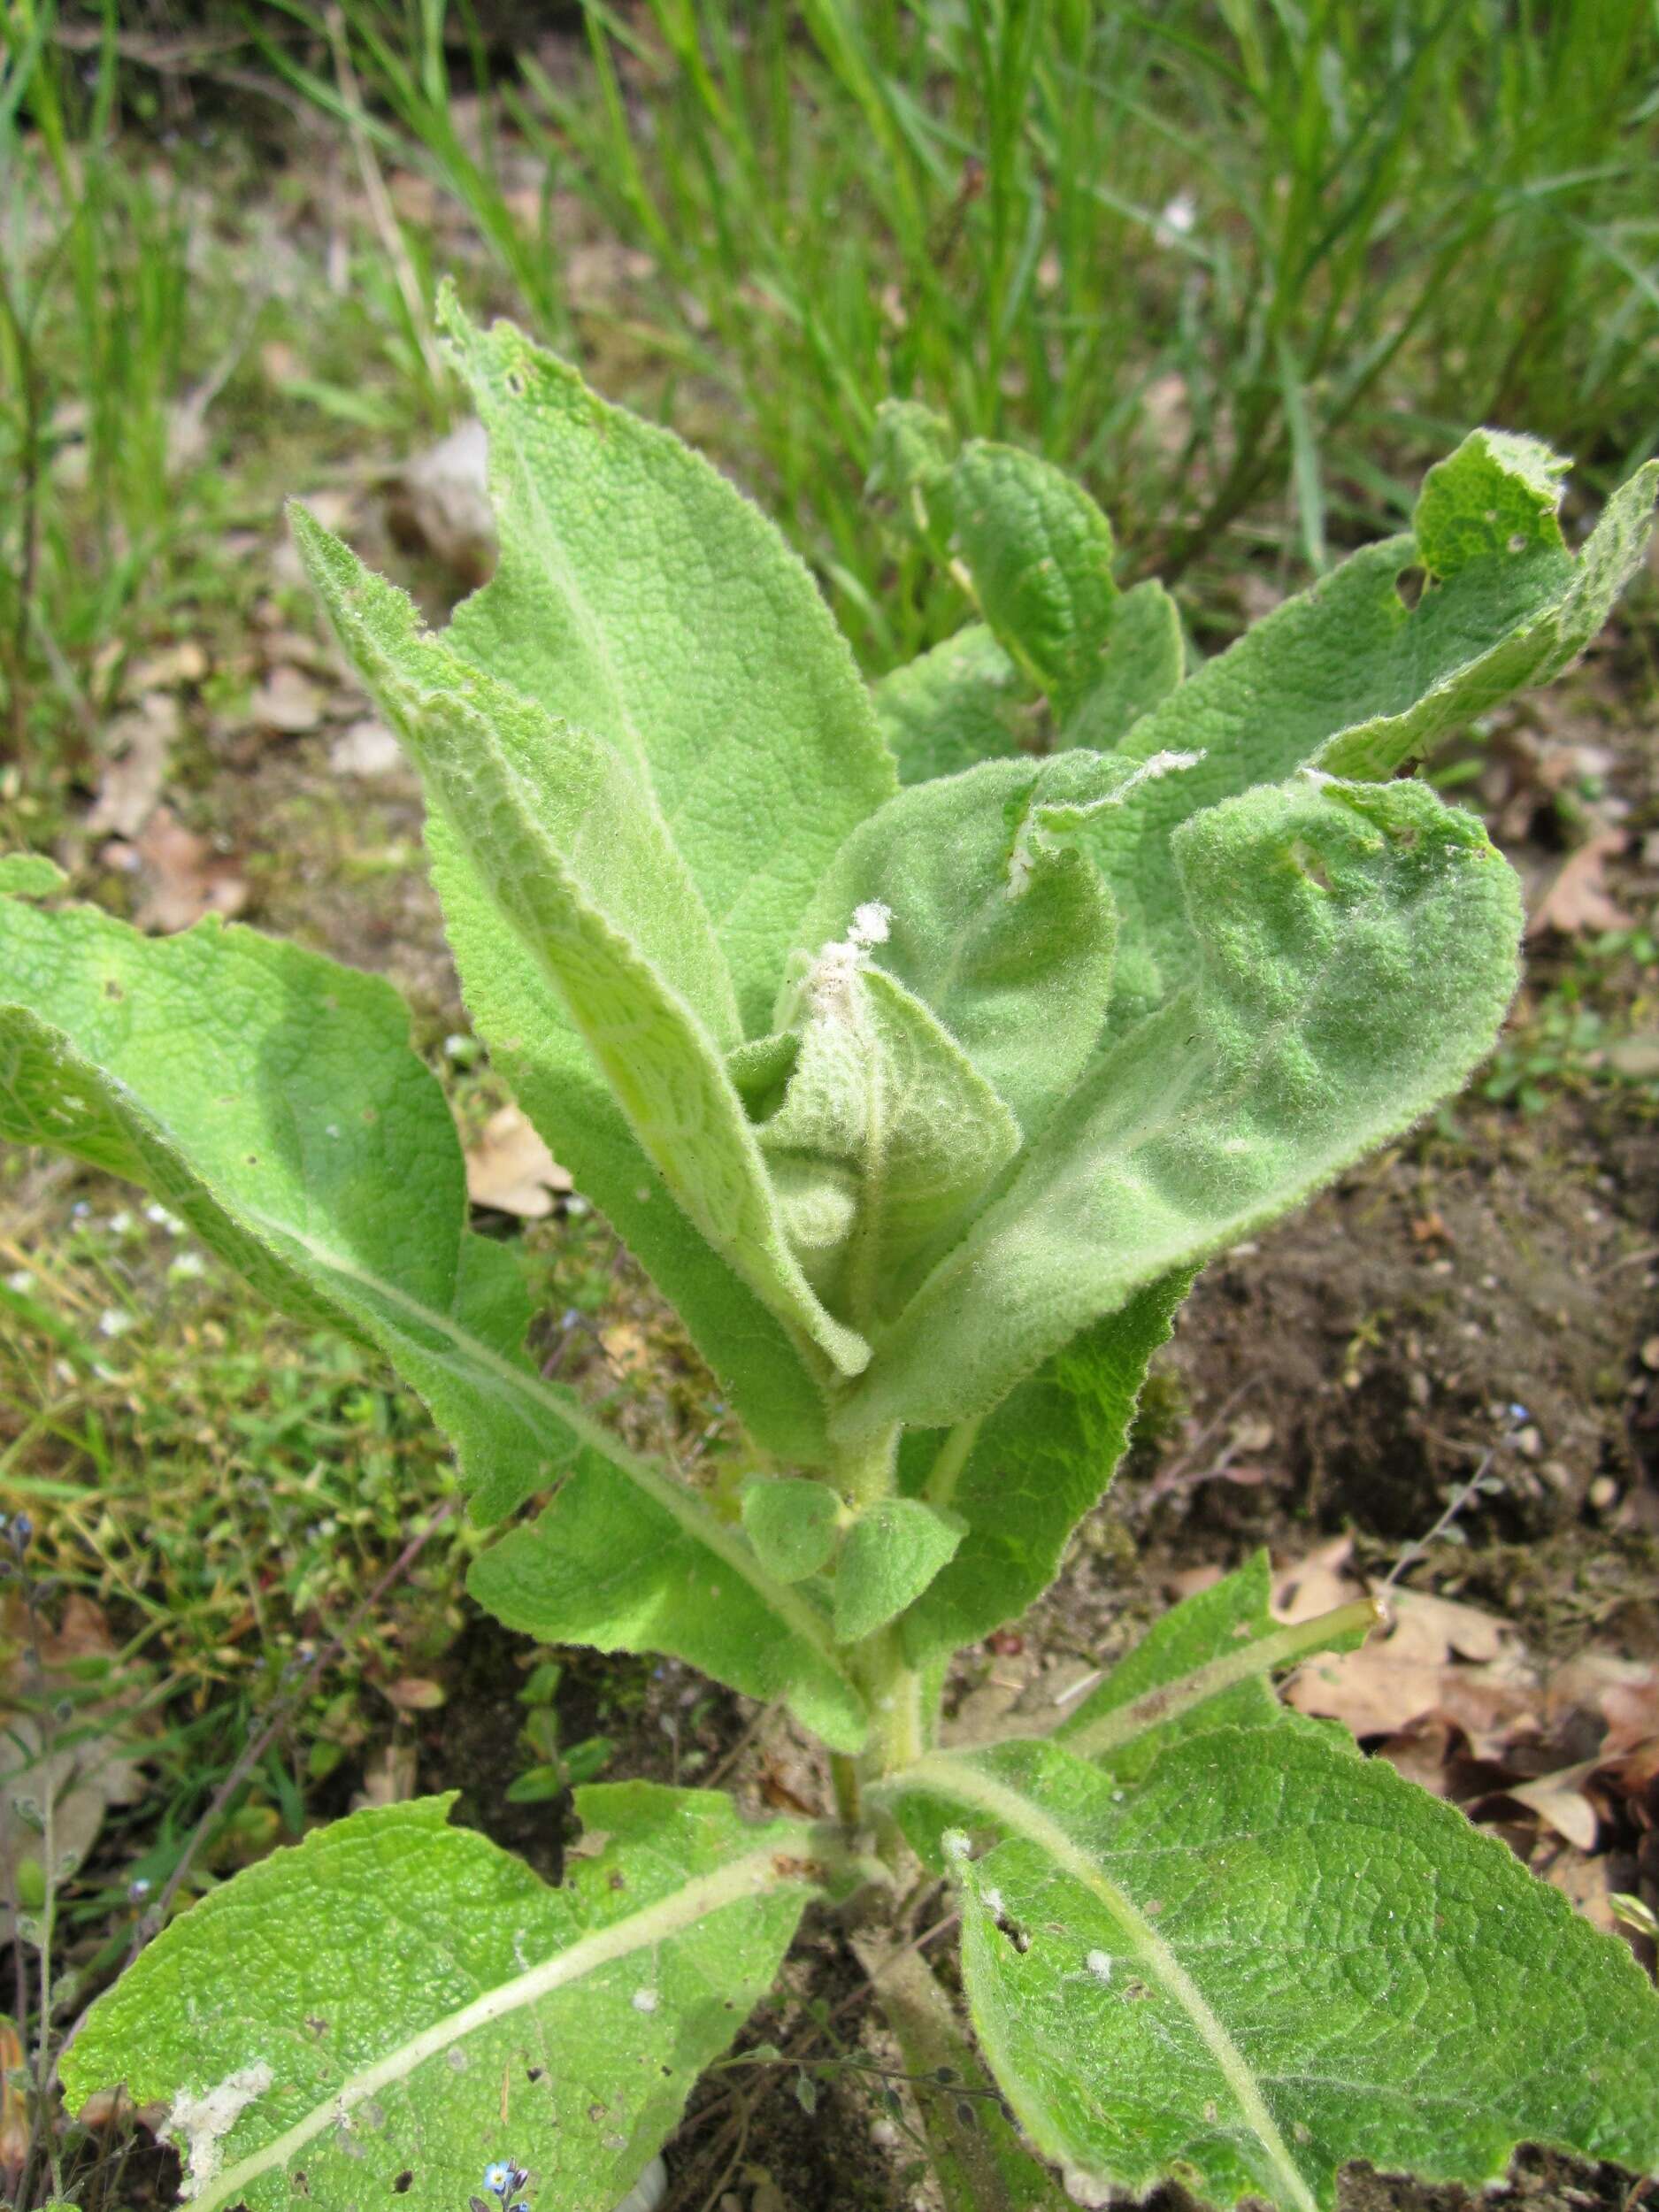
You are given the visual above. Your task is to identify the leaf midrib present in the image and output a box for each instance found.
[190,1841,817,2212]
[250,1209,862,1713]
[888,1751,1319,2212]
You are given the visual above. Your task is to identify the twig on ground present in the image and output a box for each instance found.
[1128,1372,1266,1518]
[1379,1406,1526,1595]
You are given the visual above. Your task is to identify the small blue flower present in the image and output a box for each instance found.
[483,2164,512,2198]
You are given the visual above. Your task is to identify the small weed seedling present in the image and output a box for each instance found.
[3,295,1658,2212]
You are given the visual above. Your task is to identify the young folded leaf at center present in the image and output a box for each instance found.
[757,907,1019,1333]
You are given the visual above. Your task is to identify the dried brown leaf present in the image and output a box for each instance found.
[123,807,248,934]
[250,664,325,735]
[1,1593,149,1939]
[464,1103,572,1218]
[86,694,180,839]
[1525,829,1631,937]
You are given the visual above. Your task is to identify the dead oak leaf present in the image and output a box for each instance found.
[113,806,248,934]
[250,664,325,736]
[86,693,180,840]
[1276,1548,1537,1755]
[464,1103,572,1218]
[1525,829,1630,938]
[1,1592,150,1940]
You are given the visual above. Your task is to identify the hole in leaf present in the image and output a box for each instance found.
[505,369,528,398]
[1508,532,1529,553]
[1394,564,1427,611]
[1289,839,1333,892]
[103,978,123,1000]
[394,2173,413,2194]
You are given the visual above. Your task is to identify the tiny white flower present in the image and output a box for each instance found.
[98,1308,134,1339]
[169,1250,207,1280]
[107,1210,134,1235]
[5,1270,34,1294]
[1158,192,1196,239]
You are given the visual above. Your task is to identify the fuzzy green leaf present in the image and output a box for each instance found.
[1060,579,1186,749]
[466,1463,864,1752]
[872,626,1027,786]
[833,1498,964,1644]
[837,775,1521,1439]
[1054,1551,1376,1778]
[867,396,956,512]
[0,854,66,897]
[741,1476,841,1583]
[0,895,864,1748]
[294,508,868,1387]
[426,829,832,1462]
[897,1277,1187,1668]
[785,753,1144,1139]
[62,1790,826,2212]
[949,441,1118,715]
[883,1732,1659,2212]
[438,291,895,1033]
[761,962,1020,1325]
[1091,438,1659,1024]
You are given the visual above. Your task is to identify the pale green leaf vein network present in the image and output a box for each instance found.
[887,1752,1317,2212]
[189,1840,816,2212]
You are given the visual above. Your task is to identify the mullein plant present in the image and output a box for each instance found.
[3,288,1657,2212]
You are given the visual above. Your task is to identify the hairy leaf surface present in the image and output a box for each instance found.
[949,440,1118,715]
[833,1497,964,1643]
[62,1790,824,2212]
[897,1278,1187,1668]
[423,825,832,1461]
[439,292,895,1031]
[295,509,868,1386]
[872,625,1026,786]
[1060,578,1185,748]
[885,1733,1659,2211]
[741,1476,841,1583]
[762,963,1020,1323]
[1091,438,1659,1021]
[837,776,1521,1438]
[0,896,864,1747]
[785,754,1139,1138]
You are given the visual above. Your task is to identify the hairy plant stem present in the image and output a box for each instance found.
[823,1422,929,1822]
